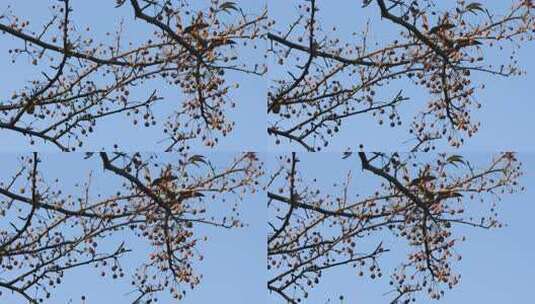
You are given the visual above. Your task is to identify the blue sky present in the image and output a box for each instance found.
[0,0,268,152]
[2,152,533,304]
[271,152,535,304]
[1,1,533,152]
[1,1,534,304]
[267,0,535,152]
[0,153,266,304]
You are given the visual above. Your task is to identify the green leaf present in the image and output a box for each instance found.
[438,190,464,199]
[188,154,208,166]
[465,2,485,15]
[219,1,238,13]
[446,155,465,167]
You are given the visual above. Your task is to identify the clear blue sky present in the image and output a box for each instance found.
[2,153,534,304]
[268,0,535,152]
[0,0,268,152]
[0,153,266,304]
[1,1,533,152]
[1,1,534,304]
[273,152,535,304]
